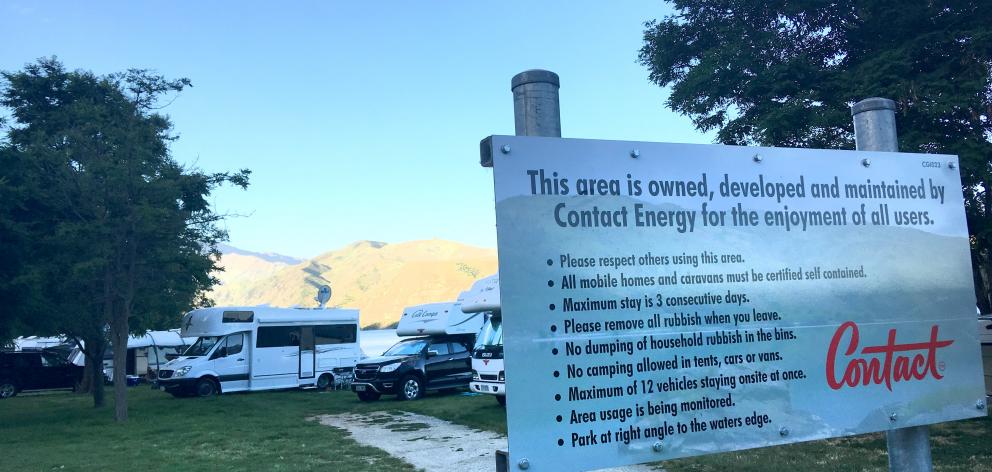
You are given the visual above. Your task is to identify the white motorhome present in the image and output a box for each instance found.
[157,305,362,397]
[464,274,505,406]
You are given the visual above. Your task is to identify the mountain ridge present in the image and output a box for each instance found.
[209,239,498,328]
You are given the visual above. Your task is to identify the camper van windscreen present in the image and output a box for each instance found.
[222,311,254,323]
[475,317,503,349]
[184,336,220,357]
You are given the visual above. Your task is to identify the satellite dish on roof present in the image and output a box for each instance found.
[315,285,332,308]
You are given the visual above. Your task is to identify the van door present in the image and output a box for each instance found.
[299,326,315,380]
[213,333,249,392]
[254,326,300,387]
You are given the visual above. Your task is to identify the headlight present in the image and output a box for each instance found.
[472,370,480,380]
[379,362,402,373]
[174,366,192,377]
[498,371,505,381]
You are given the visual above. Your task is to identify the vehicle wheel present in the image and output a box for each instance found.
[357,391,381,402]
[316,373,334,391]
[496,395,506,407]
[398,375,423,401]
[194,378,218,397]
[0,379,16,399]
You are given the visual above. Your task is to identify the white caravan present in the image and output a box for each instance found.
[158,304,362,397]
[102,330,195,382]
[465,274,505,405]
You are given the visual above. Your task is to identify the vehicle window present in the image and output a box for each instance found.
[41,352,65,367]
[428,342,450,356]
[475,316,503,349]
[256,326,300,348]
[223,310,254,323]
[449,342,467,354]
[383,339,428,356]
[185,336,221,357]
[226,333,244,356]
[315,324,357,344]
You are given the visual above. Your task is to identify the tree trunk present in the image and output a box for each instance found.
[77,356,93,394]
[111,314,128,422]
[77,335,107,407]
[91,351,105,408]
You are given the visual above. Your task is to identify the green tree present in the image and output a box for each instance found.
[0,58,249,419]
[639,1,992,307]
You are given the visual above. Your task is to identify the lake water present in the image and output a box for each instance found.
[360,329,402,357]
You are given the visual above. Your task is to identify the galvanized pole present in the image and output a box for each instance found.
[851,97,934,472]
[511,69,561,138]
[493,69,562,472]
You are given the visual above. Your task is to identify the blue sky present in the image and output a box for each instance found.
[1,1,713,258]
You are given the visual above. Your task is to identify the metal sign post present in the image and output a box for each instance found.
[491,69,562,472]
[852,97,935,472]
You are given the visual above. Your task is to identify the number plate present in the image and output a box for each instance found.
[354,385,366,392]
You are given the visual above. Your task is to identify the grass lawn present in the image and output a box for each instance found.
[0,387,502,472]
[0,387,988,471]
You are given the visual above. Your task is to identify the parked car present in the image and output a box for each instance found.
[352,301,482,401]
[352,334,474,401]
[0,348,83,398]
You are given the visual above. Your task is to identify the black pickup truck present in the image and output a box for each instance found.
[0,348,83,398]
[351,335,473,401]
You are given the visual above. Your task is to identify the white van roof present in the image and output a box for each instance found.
[460,274,500,314]
[395,301,484,337]
[181,306,360,338]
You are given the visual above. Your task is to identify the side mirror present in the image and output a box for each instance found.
[427,350,439,358]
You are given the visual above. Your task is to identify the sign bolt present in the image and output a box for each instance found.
[652,441,663,452]
[517,458,530,470]
[861,158,871,167]
[501,144,512,154]
[630,149,640,158]
[753,154,763,163]
[948,161,957,169]
[779,427,789,437]
[889,413,898,422]
[977,399,987,410]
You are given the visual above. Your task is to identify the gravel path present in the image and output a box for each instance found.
[313,411,662,472]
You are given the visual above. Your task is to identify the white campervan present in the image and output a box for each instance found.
[157,306,362,397]
[464,274,505,405]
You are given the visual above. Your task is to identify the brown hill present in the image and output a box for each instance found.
[209,240,498,328]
